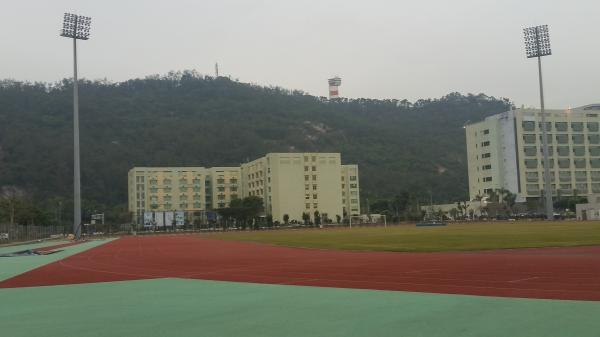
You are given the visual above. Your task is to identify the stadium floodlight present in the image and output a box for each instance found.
[60,13,92,240]
[523,25,553,220]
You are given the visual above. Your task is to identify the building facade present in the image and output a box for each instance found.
[466,104,600,201]
[129,153,360,225]
[341,164,361,217]
[241,153,358,223]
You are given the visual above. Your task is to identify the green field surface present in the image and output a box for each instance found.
[2,278,600,337]
[210,221,600,252]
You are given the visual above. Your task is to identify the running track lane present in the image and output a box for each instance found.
[1,236,600,301]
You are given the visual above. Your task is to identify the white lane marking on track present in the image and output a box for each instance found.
[508,276,540,283]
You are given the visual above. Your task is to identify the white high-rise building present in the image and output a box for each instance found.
[466,104,600,202]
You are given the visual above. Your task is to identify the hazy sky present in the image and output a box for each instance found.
[1,0,598,108]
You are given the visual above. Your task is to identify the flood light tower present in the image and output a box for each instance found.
[60,13,92,239]
[524,24,553,220]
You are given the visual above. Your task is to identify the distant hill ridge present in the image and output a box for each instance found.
[0,71,511,209]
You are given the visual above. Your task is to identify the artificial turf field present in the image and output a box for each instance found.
[1,221,600,337]
[210,221,600,252]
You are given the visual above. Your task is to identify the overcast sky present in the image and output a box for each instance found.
[1,0,598,108]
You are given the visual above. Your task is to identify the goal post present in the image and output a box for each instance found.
[349,214,387,228]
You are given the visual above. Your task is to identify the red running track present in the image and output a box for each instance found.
[2,235,600,301]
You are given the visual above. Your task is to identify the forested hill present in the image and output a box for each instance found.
[0,71,511,211]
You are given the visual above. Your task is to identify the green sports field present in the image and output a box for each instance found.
[210,221,600,252]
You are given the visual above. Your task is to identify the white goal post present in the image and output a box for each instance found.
[349,214,387,228]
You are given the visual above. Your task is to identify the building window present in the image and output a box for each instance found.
[588,122,599,132]
[312,175,317,180]
[305,184,309,190]
[304,166,309,171]
[483,129,490,134]
[524,146,536,156]
[312,166,316,171]
[558,159,570,168]
[557,146,569,156]
[523,134,536,144]
[575,171,588,182]
[483,177,492,182]
[350,183,357,188]
[313,194,318,199]
[572,134,584,144]
[526,172,538,182]
[522,121,535,131]
[555,122,568,132]
[589,135,600,144]
[556,134,568,144]
[539,146,553,155]
[559,184,572,192]
[591,171,600,182]
[305,175,309,181]
[306,203,310,209]
[572,122,584,132]
[313,185,317,190]
[539,135,554,144]
[573,146,585,156]
[559,171,571,182]
[349,176,357,181]
[538,122,552,131]
[305,195,310,200]
[481,141,490,147]
[524,159,538,169]
[482,153,491,158]
[575,183,588,193]
[482,165,492,170]
[590,146,600,156]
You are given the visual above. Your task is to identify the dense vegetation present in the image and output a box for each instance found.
[0,71,511,224]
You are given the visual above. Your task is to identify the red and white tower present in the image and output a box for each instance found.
[328,76,342,99]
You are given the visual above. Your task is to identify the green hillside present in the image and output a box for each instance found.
[0,71,511,222]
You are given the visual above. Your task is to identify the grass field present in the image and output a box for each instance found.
[210,221,600,252]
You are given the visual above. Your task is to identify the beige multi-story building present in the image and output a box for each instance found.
[241,153,355,223]
[128,167,209,224]
[207,167,241,210]
[129,153,360,225]
[341,164,361,216]
[466,104,600,202]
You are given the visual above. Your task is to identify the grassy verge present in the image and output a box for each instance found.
[209,221,600,252]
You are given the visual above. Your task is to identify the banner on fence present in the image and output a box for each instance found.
[155,212,164,227]
[164,212,174,227]
[143,212,154,227]
[175,211,185,226]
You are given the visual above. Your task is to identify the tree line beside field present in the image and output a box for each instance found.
[0,71,512,225]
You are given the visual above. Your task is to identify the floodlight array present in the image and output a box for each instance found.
[61,13,92,40]
[524,25,551,58]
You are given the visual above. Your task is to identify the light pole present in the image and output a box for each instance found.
[524,25,553,220]
[60,13,92,239]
